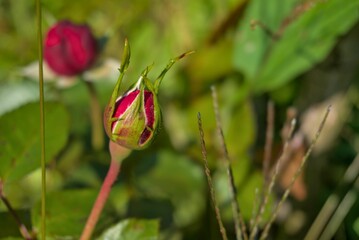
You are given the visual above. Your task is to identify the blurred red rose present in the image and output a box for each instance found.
[44,20,98,76]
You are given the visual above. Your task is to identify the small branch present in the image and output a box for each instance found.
[197,112,228,240]
[250,20,280,41]
[276,0,316,37]
[259,106,331,240]
[250,117,296,240]
[262,101,275,194]
[0,180,33,240]
[251,1,317,41]
[211,86,247,240]
[83,80,105,151]
[275,107,298,176]
[80,141,130,240]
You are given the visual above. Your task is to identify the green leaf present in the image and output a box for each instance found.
[0,82,39,116]
[233,0,359,91]
[133,150,206,227]
[2,168,64,210]
[0,102,69,183]
[97,218,159,240]
[31,189,113,239]
[233,0,296,80]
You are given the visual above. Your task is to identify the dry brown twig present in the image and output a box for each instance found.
[250,116,297,240]
[263,101,275,190]
[197,112,228,240]
[0,180,33,240]
[251,0,318,40]
[211,86,248,240]
[259,105,331,240]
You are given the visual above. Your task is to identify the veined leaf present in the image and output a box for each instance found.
[234,0,359,91]
[0,102,69,183]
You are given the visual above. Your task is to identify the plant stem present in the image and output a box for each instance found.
[84,79,104,151]
[35,0,46,238]
[80,158,120,240]
[80,141,130,240]
[0,181,33,240]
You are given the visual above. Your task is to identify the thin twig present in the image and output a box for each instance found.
[250,20,280,40]
[211,86,248,240]
[0,181,33,240]
[276,0,317,37]
[275,107,298,176]
[259,105,331,240]
[304,153,359,240]
[35,0,46,238]
[197,112,228,240]
[251,1,317,40]
[250,118,296,240]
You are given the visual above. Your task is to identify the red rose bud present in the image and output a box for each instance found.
[104,40,193,150]
[44,20,98,76]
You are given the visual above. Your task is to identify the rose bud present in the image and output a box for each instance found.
[104,40,193,150]
[44,20,98,76]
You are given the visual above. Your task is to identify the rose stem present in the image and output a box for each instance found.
[80,142,130,240]
[84,79,104,151]
[0,180,33,240]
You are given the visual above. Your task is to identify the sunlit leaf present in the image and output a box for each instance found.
[3,168,64,209]
[0,102,69,183]
[233,0,296,81]
[97,218,159,240]
[234,0,359,91]
[0,82,39,116]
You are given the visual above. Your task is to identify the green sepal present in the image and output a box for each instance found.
[104,40,131,136]
[154,50,195,94]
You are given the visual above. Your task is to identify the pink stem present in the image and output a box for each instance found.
[80,156,121,240]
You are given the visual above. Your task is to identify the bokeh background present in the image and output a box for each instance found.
[1,0,359,239]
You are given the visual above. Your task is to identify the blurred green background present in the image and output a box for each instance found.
[1,0,359,239]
